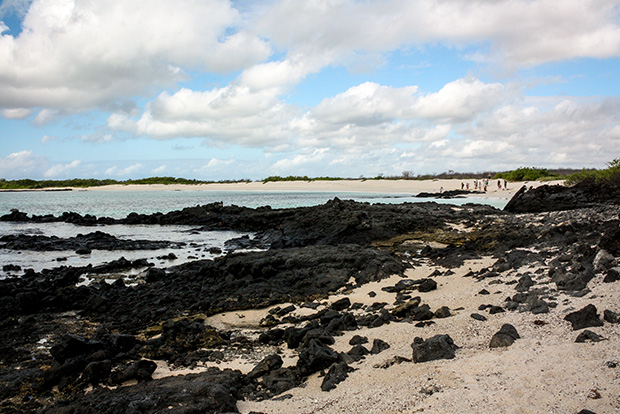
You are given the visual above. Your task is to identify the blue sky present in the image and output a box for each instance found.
[1,0,619,181]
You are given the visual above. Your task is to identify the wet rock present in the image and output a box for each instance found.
[370,339,390,355]
[321,362,354,391]
[248,354,283,380]
[575,330,605,343]
[564,304,604,330]
[411,334,457,363]
[489,324,520,348]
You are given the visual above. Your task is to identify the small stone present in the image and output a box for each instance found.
[248,354,283,379]
[470,313,487,321]
[478,289,490,295]
[593,249,615,271]
[434,306,451,319]
[411,334,458,363]
[370,339,390,355]
[331,297,351,311]
[321,362,354,392]
[604,267,620,283]
[349,335,368,345]
[489,324,520,348]
[564,304,604,330]
[575,330,605,343]
[418,278,437,293]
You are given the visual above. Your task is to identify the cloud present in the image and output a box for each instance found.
[152,165,166,174]
[44,159,81,178]
[0,0,270,111]
[2,107,31,119]
[105,163,143,177]
[256,0,620,69]
[110,84,297,148]
[0,150,44,178]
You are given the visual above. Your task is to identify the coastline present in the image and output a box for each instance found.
[39,178,564,201]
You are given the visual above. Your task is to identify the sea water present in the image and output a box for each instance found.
[0,190,508,279]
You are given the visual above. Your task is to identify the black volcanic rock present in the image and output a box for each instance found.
[411,334,458,363]
[564,304,604,330]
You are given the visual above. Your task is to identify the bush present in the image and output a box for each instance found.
[565,158,620,186]
[494,167,561,182]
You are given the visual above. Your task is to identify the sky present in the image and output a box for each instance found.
[1,0,619,181]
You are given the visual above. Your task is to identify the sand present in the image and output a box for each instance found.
[218,256,620,414]
[76,178,564,202]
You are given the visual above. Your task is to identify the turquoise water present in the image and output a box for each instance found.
[0,189,507,218]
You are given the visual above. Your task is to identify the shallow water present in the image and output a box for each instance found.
[0,190,507,279]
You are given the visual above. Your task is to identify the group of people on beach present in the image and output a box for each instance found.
[460,179,508,192]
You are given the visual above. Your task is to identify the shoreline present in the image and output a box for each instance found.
[6,179,565,202]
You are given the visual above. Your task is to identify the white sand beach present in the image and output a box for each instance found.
[202,255,620,414]
[80,178,564,202]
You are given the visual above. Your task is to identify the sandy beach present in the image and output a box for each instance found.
[229,256,620,414]
[79,178,564,202]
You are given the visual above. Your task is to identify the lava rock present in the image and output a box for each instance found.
[471,313,487,321]
[321,362,354,392]
[604,267,620,283]
[411,334,458,363]
[564,304,604,330]
[248,354,283,380]
[489,324,520,348]
[515,275,535,292]
[418,278,438,293]
[296,339,340,377]
[349,335,368,346]
[331,297,351,311]
[604,309,620,324]
[575,330,605,343]
[370,339,390,355]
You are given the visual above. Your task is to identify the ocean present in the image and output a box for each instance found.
[0,189,507,279]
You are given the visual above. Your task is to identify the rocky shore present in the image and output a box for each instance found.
[1,183,619,413]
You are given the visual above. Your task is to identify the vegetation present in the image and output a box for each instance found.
[493,167,563,182]
[0,177,250,190]
[262,176,344,183]
[565,158,620,186]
